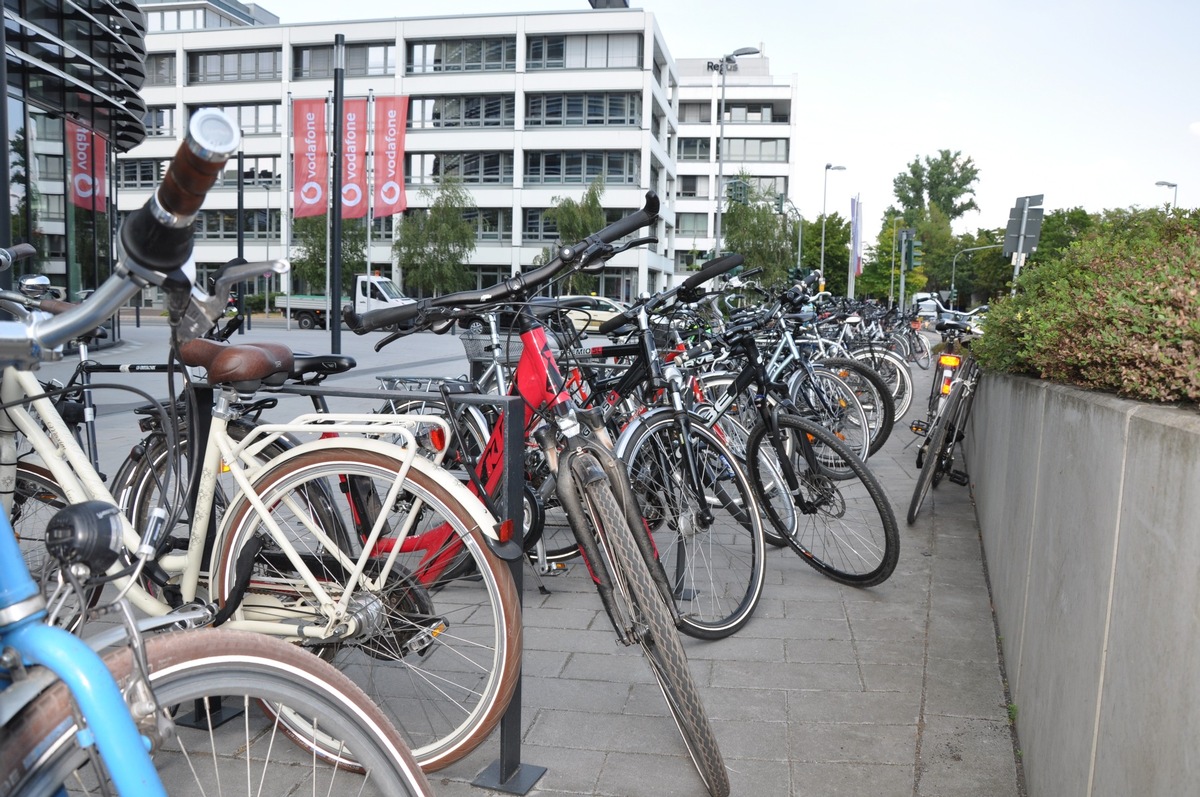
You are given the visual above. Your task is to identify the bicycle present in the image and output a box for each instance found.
[0,109,430,796]
[2,117,520,772]
[345,191,732,797]
[906,310,986,524]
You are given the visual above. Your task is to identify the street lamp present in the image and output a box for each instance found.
[1155,180,1178,209]
[819,163,846,274]
[712,46,760,257]
[950,244,1003,308]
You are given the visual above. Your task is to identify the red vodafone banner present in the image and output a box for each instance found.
[66,120,107,211]
[372,95,408,218]
[340,98,368,219]
[292,98,328,218]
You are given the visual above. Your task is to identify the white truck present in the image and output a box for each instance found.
[273,274,414,330]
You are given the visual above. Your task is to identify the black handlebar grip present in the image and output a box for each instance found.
[120,109,241,273]
[352,299,427,334]
[682,254,745,291]
[596,308,636,336]
[595,191,659,244]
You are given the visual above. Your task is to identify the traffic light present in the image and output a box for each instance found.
[726,180,748,204]
[774,195,786,213]
[910,239,923,271]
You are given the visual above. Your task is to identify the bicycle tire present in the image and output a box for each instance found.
[746,413,899,586]
[578,467,730,797]
[848,348,914,420]
[810,357,896,453]
[907,380,963,524]
[619,412,766,639]
[910,329,933,370]
[0,629,431,797]
[209,446,521,771]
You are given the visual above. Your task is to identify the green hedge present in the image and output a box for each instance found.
[973,209,1200,403]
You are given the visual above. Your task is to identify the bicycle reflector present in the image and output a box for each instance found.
[938,353,962,395]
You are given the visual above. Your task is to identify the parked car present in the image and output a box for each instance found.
[555,295,630,332]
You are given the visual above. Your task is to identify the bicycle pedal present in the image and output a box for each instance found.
[949,470,970,486]
[909,420,928,435]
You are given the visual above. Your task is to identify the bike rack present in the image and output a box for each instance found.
[271,382,546,794]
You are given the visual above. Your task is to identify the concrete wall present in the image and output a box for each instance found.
[964,374,1200,797]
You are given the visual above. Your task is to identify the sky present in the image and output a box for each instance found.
[271,0,1199,235]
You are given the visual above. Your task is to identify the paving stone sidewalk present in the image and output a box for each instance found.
[432,367,1026,797]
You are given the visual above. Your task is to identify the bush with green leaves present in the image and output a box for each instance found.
[973,208,1200,403]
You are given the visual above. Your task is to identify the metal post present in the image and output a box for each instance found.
[1010,197,1030,297]
[330,34,345,353]
[713,60,729,258]
[888,217,898,307]
[949,244,1003,308]
[236,145,246,334]
[819,164,844,275]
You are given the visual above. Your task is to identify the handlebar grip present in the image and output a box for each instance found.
[347,299,426,334]
[119,109,241,273]
[597,308,635,336]
[594,191,659,244]
[682,254,744,290]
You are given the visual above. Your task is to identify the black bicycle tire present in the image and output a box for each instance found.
[813,357,897,451]
[620,412,766,639]
[0,629,431,797]
[907,380,963,525]
[580,469,730,797]
[746,413,900,586]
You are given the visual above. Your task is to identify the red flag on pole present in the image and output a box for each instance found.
[67,120,107,211]
[292,98,328,218]
[341,98,368,218]
[372,95,408,218]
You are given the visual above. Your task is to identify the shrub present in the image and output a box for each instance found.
[973,208,1200,403]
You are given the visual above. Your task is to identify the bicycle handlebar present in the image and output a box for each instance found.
[594,253,745,337]
[0,108,245,365]
[344,191,661,334]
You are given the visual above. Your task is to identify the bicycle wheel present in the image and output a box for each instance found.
[620,412,766,639]
[848,347,914,420]
[909,329,933,370]
[210,447,521,771]
[810,357,896,453]
[907,380,964,524]
[789,369,871,463]
[578,466,730,797]
[746,413,899,586]
[0,629,431,797]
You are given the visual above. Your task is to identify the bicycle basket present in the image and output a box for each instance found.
[460,332,523,365]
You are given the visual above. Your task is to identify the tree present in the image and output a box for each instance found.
[721,176,795,287]
[289,214,367,295]
[892,149,980,221]
[540,178,606,295]
[1028,207,1095,266]
[393,176,476,296]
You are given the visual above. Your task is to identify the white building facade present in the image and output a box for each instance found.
[126,1,797,303]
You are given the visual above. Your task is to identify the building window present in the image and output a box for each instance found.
[721,103,780,124]
[676,212,707,237]
[215,157,282,188]
[679,175,708,198]
[678,138,711,161]
[191,103,281,136]
[144,106,177,137]
[117,159,167,189]
[407,152,514,185]
[525,92,640,127]
[526,34,642,70]
[679,102,711,124]
[463,208,513,242]
[406,37,517,74]
[293,42,396,79]
[720,138,788,162]
[409,95,516,129]
[146,53,176,86]
[194,208,279,240]
[523,208,558,242]
[187,49,281,84]
[524,151,639,185]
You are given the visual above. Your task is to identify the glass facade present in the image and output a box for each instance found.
[4,0,147,301]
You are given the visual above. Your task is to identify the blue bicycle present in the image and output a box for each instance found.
[0,111,429,796]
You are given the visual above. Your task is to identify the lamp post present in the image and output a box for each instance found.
[1155,180,1178,209]
[712,46,759,257]
[779,196,803,279]
[819,163,845,275]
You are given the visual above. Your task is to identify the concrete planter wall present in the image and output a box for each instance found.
[963,373,1200,797]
